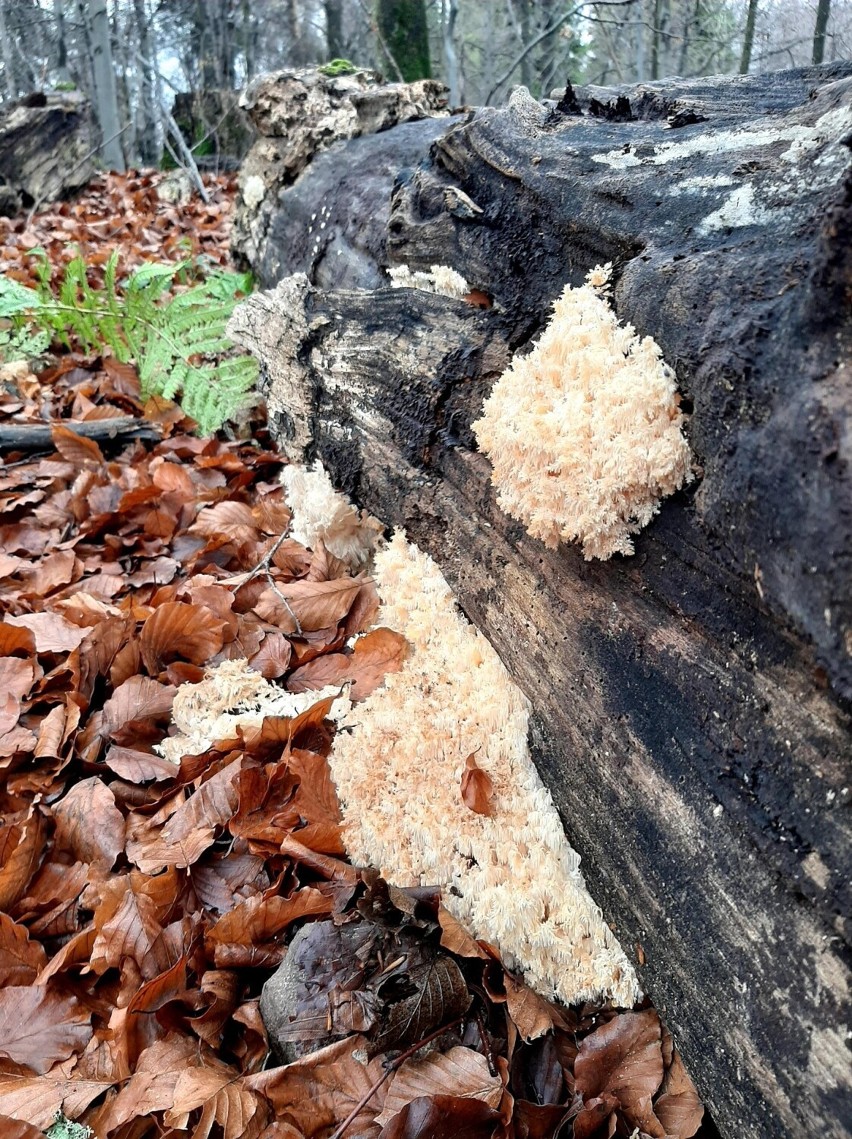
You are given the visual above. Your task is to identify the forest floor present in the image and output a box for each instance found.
[0,172,704,1139]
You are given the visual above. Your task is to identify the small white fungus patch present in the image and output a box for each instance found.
[241,174,267,210]
[281,460,384,571]
[388,263,470,299]
[159,657,349,765]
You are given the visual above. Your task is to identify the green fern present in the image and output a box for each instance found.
[0,253,258,436]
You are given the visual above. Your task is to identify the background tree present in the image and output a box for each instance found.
[0,0,849,163]
[87,0,126,170]
[376,0,431,80]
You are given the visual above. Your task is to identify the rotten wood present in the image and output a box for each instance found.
[230,64,852,1139]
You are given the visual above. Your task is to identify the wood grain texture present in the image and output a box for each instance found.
[230,64,852,1139]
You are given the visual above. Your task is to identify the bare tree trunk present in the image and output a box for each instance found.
[635,0,648,79]
[133,0,159,163]
[812,0,831,64]
[377,0,431,81]
[87,0,126,170]
[324,0,344,59]
[740,0,759,74]
[650,0,663,78]
[0,0,16,103]
[112,0,136,160]
[53,0,71,85]
[442,0,460,105]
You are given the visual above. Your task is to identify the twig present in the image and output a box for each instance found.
[134,49,210,203]
[243,531,303,635]
[327,1016,465,1139]
[0,416,161,452]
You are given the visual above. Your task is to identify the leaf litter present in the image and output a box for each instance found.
[0,175,705,1138]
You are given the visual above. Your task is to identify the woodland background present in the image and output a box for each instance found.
[0,0,848,172]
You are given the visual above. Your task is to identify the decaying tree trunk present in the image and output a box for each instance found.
[230,64,852,1139]
[0,92,95,214]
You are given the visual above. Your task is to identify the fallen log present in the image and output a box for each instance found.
[230,64,852,1139]
[0,91,95,215]
[0,417,161,452]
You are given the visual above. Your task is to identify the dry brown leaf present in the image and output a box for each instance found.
[192,500,260,544]
[0,804,47,911]
[256,576,362,634]
[248,632,292,679]
[90,884,164,977]
[0,985,91,1074]
[574,1008,664,1130]
[460,752,494,816]
[0,1116,44,1139]
[140,601,227,673]
[654,1051,704,1138]
[90,1035,201,1132]
[504,975,569,1042]
[287,627,408,701]
[0,1074,111,1131]
[378,1096,503,1139]
[164,1065,270,1139]
[247,1034,387,1139]
[102,675,176,737]
[0,623,36,656]
[51,423,105,465]
[375,1046,503,1127]
[437,905,489,959]
[125,757,242,873]
[0,913,48,986]
[52,776,125,868]
[4,612,88,654]
[104,744,178,783]
[206,888,333,968]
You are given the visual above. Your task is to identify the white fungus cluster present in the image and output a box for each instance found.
[388,263,470,299]
[329,532,640,1008]
[281,461,383,571]
[159,658,349,765]
[473,264,691,559]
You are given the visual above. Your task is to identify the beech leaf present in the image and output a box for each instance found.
[52,777,125,868]
[0,986,91,1074]
[287,627,408,701]
[460,752,494,816]
[574,1008,664,1127]
[376,1047,503,1127]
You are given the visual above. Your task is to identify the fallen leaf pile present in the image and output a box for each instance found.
[0,170,237,292]
[0,177,707,1138]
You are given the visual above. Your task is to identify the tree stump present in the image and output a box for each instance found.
[230,64,852,1139]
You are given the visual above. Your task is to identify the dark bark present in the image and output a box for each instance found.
[230,65,852,1139]
[0,91,95,213]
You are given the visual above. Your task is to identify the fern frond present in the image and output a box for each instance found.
[0,276,41,318]
[0,253,259,434]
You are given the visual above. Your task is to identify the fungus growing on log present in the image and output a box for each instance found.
[473,265,692,558]
[281,460,383,571]
[329,531,640,1008]
[388,263,470,299]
